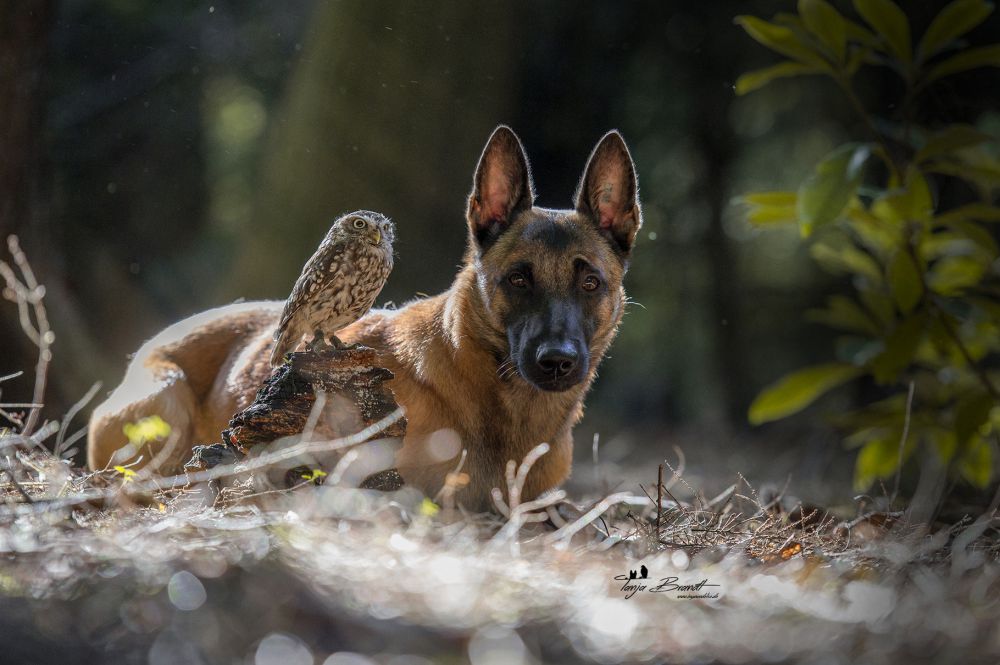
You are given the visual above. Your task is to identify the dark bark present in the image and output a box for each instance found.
[187,345,407,491]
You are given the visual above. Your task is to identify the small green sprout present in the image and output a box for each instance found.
[300,468,327,482]
[113,465,137,483]
[419,498,440,517]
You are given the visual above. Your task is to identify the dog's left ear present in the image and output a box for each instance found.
[467,125,536,251]
[574,131,642,257]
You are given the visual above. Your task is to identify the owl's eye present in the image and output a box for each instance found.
[352,218,367,230]
[582,274,601,292]
[508,271,528,288]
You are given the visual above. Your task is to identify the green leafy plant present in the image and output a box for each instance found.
[736,0,1000,491]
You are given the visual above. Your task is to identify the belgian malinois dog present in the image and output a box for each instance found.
[88,126,642,510]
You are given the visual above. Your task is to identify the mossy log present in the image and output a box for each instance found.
[185,345,406,490]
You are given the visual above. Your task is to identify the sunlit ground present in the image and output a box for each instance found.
[1,440,998,665]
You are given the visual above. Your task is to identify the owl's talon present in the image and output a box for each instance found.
[308,332,328,353]
[328,334,352,350]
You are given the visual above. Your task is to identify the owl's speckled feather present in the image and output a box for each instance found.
[270,211,395,366]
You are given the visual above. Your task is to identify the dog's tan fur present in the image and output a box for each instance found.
[88,127,641,509]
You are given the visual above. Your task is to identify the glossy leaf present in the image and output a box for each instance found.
[927,427,959,463]
[926,159,1000,188]
[735,61,825,95]
[735,16,831,67]
[919,0,995,61]
[808,295,882,335]
[843,18,880,49]
[853,0,912,65]
[858,285,897,328]
[924,44,1000,84]
[927,255,987,294]
[854,437,903,490]
[798,144,870,235]
[935,202,1000,225]
[749,363,863,424]
[836,336,886,365]
[800,0,847,62]
[916,124,995,163]
[946,220,1000,258]
[870,313,926,384]
[871,167,934,225]
[846,200,900,257]
[954,391,995,445]
[741,191,798,206]
[741,191,799,225]
[958,434,994,488]
[810,239,883,282]
[887,249,923,313]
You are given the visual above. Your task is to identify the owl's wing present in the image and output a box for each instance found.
[274,238,348,338]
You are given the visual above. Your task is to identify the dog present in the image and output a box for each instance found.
[87,125,642,510]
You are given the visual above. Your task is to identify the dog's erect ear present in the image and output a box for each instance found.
[467,126,535,250]
[574,131,642,257]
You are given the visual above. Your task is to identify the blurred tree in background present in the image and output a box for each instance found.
[0,0,997,484]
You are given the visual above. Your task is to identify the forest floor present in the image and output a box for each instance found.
[1,435,999,665]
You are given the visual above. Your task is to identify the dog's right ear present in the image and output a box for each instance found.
[466,126,535,251]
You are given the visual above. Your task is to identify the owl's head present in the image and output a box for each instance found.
[336,211,395,248]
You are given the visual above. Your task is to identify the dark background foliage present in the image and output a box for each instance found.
[2,0,998,489]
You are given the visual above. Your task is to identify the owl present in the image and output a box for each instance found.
[270,211,395,366]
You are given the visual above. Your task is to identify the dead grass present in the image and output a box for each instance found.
[1,429,999,664]
[2,236,1000,664]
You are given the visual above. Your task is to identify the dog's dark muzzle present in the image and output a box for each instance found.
[518,338,588,391]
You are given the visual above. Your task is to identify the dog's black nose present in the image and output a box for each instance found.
[535,343,579,378]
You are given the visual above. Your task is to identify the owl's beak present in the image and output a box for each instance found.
[369,228,381,245]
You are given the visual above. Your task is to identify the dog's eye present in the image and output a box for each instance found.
[582,275,601,292]
[508,272,528,288]
[352,218,367,230]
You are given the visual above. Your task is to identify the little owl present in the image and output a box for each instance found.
[270,210,395,366]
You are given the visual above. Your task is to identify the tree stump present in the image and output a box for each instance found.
[185,345,406,491]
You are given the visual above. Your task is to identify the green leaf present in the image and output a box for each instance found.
[927,427,959,463]
[843,18,880,49]
[955,391,995,445]
[800,0,848,62]
[741,191,798,206]
[740,191,799,225]
[735,61,825,95]
[858,285,897,328]
[871,166,934,225]
[935,202,1000,225]
[918,0,995,62]
[854,437,903,490]
[807,295,882,335]
[958,434,994,488]
[853,0,912,64]
[837,335,887,365]
[846,199,901,257]
[809,239,883,282]
[749,363,863,424]
[946,220,1000,258]
[887,249,924,313]
[926,159,1000,188]
[845,45,873,76]
[870,312,926,384]
[927,255,988,295]
[916,125,995,163]
[798,144,871,235]
[735,15,832,67]
[923,44,1000,85]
